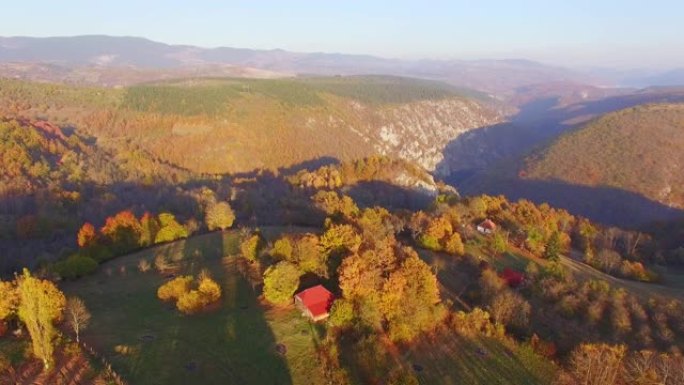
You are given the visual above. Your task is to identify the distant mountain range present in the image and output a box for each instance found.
[0,35,594,94]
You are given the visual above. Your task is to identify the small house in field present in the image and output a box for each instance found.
[477,219,497,235]
[294,285,335,322]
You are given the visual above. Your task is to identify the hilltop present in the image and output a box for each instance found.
[523,103,684,210]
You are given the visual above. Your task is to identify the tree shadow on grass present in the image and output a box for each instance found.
[64,233,293,385]
[176,232,294,385]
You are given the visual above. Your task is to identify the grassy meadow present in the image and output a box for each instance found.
[59,228,559,385]
[61,230,326,385]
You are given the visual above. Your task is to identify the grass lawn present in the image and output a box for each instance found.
[404,330,556,385]
[59,227,561,385]
[61,230,326,385]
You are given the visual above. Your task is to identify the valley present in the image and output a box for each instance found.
[1,28,684,385]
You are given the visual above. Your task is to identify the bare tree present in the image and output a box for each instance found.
[623,350,656,385]
[66,297,91,343]
[568,343,626,385]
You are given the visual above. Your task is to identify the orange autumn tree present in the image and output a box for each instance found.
[77,222,97,248]
[100,210,143,253]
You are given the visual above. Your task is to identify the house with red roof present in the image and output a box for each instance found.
[477,219,497,235]
[294,285,335,322]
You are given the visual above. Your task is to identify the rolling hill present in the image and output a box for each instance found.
[0,76,501,175]
[523,103,684,210]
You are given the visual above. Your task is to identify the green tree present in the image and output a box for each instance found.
[263,262,301,304]
[16,269,66,370]
[468,197,487,219]
[319,224,362,257]
[543,231,562,261]
[328,299,355,328]
[292,234,326,276]
[240,233,262,262]
[54,254,98,280]
[272,237,294,261]
[206,201,236,231]
[492,231,508,254]
[525,227,546,255]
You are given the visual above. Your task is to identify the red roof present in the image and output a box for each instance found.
[501,267,524,288]
[295,285,335,318]
[479,219,497,230]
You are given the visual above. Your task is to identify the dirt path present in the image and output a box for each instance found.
[559,254,684,300]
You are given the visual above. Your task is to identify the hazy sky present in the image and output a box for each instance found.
[2,0,683,69]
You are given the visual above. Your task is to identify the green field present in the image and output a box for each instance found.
[61,231,326,385]
[60,229,559,385]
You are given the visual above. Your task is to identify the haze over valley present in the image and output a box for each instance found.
[1,2,684,385]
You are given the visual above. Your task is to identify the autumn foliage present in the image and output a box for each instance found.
[157,275,222,314]
[77,222,97,248]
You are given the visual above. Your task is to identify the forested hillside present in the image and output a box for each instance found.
[523,103,684,209]
[0,76,501,175]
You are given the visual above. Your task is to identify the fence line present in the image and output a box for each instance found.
[80,341,128,385]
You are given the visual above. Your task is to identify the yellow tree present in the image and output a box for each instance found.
[16,269,66,370]
[205,201,236,231]
[0,280,18,322]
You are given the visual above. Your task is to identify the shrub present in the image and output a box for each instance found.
[138,259,151,273]
[54,254,98,280]
[452,308,504,338]
[176,291,206,314]
[154,254,173,272]
[157,276,193,302]
[198,277,222,303]
[157,275,221,314]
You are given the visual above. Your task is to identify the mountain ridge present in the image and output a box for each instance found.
[0,35,591,93]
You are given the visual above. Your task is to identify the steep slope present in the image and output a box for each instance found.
[523,103,684,209]
[0,76,501,175]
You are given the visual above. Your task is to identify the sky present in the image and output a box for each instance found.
[2,0,683,69]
